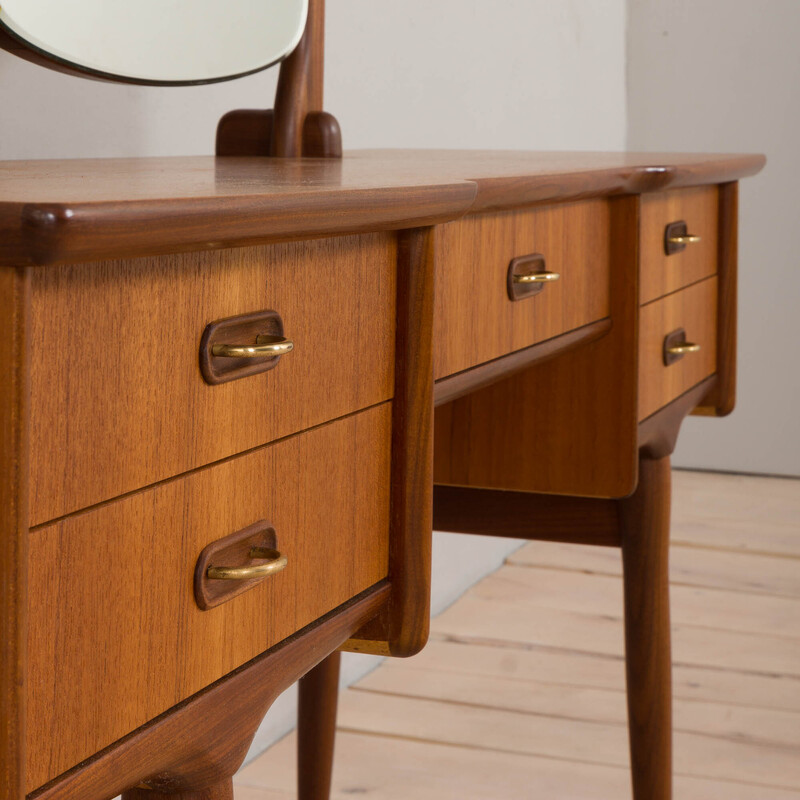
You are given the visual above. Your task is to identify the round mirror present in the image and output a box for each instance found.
[0,0,307,85]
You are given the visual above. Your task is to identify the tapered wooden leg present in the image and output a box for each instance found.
[298,651,341,800]
[619,454,673,800]
[122,777,233,800]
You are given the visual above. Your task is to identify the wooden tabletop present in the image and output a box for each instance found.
[0,150,765,266]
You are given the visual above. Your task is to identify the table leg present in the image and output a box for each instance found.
[620,454,673,800]
[298,651,341,800]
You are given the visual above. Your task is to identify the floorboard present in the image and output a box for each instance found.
[510,540,800,598]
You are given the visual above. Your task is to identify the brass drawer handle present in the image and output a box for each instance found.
[667,234,701,246]
[512,271,561,284]
[194,520,284,609]
[666,342,701,356]
[207,546,288,581]
[507,253,559,301]
[664,220,701,255]
[663,328,701,365]
[211,334,294,359]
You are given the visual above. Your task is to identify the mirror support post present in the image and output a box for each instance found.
[216,0,342,159]
[272,0,323,156]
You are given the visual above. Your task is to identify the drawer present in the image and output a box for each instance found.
[433,201,611,379]
[29,233,396,524]
[640,186,719,304]
[638,277,718,420]
[25,403,391,792]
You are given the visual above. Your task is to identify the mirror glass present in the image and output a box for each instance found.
[0,0,307,84]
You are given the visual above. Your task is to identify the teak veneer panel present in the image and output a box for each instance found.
[29,233,395,525]
[434,196,640,499]
[0,267,29,800]
[694,182,738,417]
[638,277,718,421]
[0,152,764,267]
[26,404,391,792]
[0,157,477,267]
[640,186,719,304]
[434,201,611,379]
[351,151,766,214]
[30,587,391,800]
[385,228,434,657]
[345,227,435,658]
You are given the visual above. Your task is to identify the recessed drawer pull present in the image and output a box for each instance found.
[512,271,561,284]
[194,519,287,609]
[207,546,288,580]
[211,334,294,359]
[664,220,702,255]
[507,253,561,301]
[663,327,701,366]
[200,311,293,385]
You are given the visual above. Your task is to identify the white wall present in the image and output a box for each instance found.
[0,0,627,157]
[627,0,800,477]
[1,0,628,762]
[326,1,626,150]
[0,57,280,160]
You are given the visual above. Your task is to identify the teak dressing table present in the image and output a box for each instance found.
[0,3,764,799]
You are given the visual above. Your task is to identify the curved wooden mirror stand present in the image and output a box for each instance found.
[0,0,340,158]
[215,0,342,158]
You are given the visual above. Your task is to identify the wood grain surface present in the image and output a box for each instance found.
[640,186,719,304]
[302,112,343,159]
[620,456,674,800]
[297,651,341,800]
[271,0,325,158]
[433,201,610,378]
[638,277,718,420]
[433,318,611,407]
[386,228,435,657]
[26,405,391,792]
[0,267,29,800]
[694,182,738,416]
[350,150,766,213]
[433,195,640,499]
[433,486,621,546]
[29,234,395,524]
[638,378,717,461]
[669,469,800,558]
[0,160,475,267]
[0,152,764,267]
[123,779,233,800]
[216,110,275,158]
[31,585,390,800]
[345,228,435,657]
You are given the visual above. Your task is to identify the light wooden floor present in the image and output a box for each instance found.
[236,470,800,799]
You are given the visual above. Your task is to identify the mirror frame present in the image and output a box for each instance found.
[0,2,308,86]
[0,0,337,160]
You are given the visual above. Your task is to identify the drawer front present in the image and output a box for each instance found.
[26,404,391,792]
[639,277,718,420]
[640,186,719,304]
[433,201,611,379]
[29,234,396,524]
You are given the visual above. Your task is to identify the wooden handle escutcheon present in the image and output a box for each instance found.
[194,520,286,610]
[199,310,291,384]
[507,253,560,301]
[663,328,701,366]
